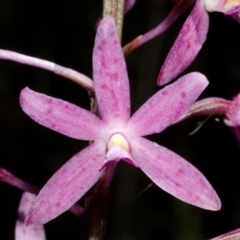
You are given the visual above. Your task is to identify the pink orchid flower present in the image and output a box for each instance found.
[20,16,220,225]
[15,192,46,240]
[158,0,240,86]
[176,93,240,127]
[176,93,240,144]
[205,0,240,22]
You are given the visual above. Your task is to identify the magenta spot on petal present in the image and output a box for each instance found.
[47,108,52,114]
[51,123,56,128]
[101,56,106,68]
[198,177,207,188]
[101,84,107,90]
[113,58,118,64]
[177,168,184,175]
[47,99,52,104]
[186,41,192,50]
[110,31,114,37]
[110,72,118,81]
[162,90,168,96]
[174,181,180,188]
[181,92,186,98]
[97,45,103,51]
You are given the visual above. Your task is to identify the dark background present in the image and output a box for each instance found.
[0,0,240,239]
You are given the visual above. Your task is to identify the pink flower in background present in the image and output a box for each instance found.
[205,0,240,22]
[176,93,240,144]
[224,94,240,127]
[20,16,220,226]
[15,192,46,240]
[176,93,240,127]
[158,0,240,86]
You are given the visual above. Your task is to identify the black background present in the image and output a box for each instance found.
[0,0,240,239]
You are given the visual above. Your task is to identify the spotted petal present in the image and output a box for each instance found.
[15,192,46,240]
[93,16,130,126]
[20,87,107,140]
[157,0,209,85]
[25,141,105,225]
[127,72,208,137]
[132,137,221,210]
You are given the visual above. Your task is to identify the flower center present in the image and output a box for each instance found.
[107,133,130,152]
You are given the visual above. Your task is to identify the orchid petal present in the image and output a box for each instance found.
[157,0,209,85]
[225,94,240,126]
[25,141,105,225]
[125,0,136,13]
[210,228,240,240]
[93,16,130,126]
[20,87,108,140]
[137,2,187,48]
[15,192,46,240]
[230,10,240,22]
[127,72,208,137]
[132,137,221,210]
[176,97,230,123]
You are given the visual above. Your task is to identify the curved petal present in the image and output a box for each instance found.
[103,146,137,168]
[176,97,231,123]
[127,72,208,137]
[225,94,240,126]
[125,0,136,13]
[15,192,46,240]
[132,137,221,211]
[210,228,240,240]
[157,0,209,85]
[25,141,105,225]
[230,8,240,22]
[20,87,108,140]
[93,17,130,126]
[137,2,187,47]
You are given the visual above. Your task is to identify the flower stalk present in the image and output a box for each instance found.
[103,0,124,39]
[0,49,94,91]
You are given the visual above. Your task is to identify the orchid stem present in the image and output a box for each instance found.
[103,0,124,39]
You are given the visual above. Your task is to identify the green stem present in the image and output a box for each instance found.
[103,0,124,40]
